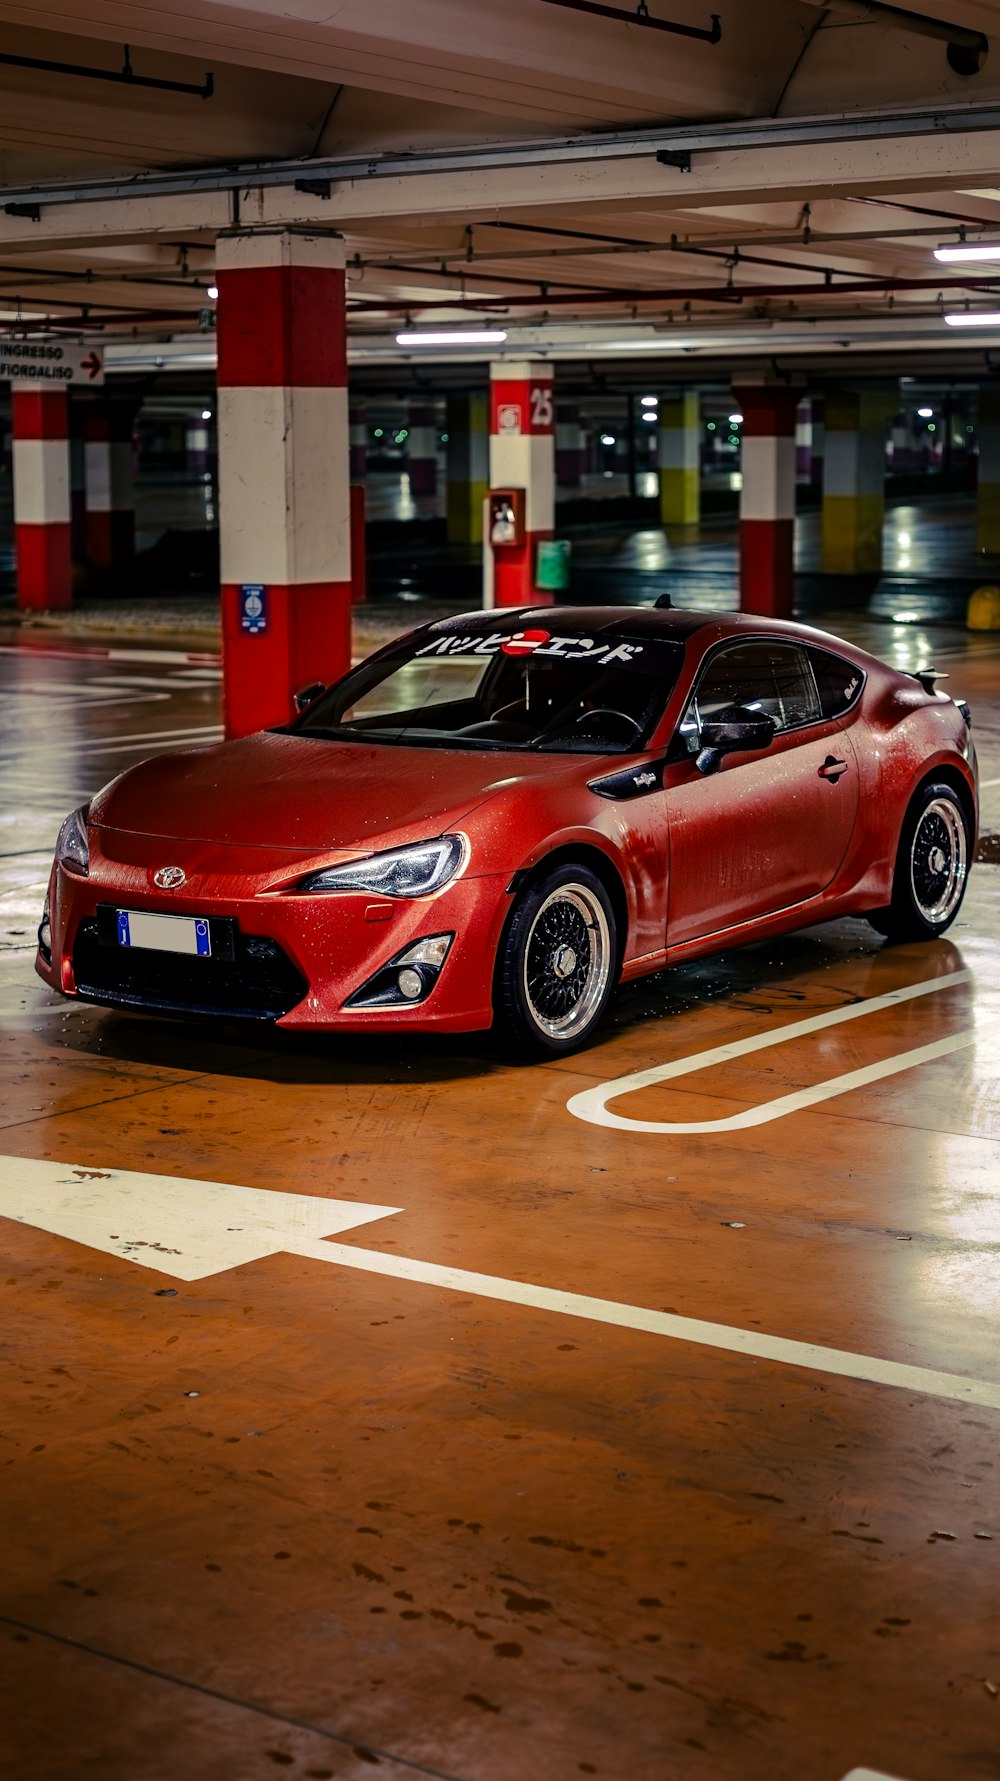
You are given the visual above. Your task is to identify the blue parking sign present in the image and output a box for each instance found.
[240,585,268,634]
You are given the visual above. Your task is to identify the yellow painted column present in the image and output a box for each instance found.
[446,392,488,545]
[976,386,1000,554]
[658,390,701,526]
[821,390,894,574]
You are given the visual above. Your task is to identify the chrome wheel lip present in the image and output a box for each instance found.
[909,797,967,924]
[522,884,612,1042]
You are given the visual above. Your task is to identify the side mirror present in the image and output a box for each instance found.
[695,704,777,776]
[293,682,326,714]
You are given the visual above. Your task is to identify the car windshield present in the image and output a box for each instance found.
[291,625,684,753]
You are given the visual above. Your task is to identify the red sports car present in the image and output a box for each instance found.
[37,605,978,1054]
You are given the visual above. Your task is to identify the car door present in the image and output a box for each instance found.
[665,639,860,945]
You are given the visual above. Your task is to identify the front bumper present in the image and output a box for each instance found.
[37,837,510,1032]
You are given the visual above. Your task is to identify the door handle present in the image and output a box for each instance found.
[818,755,849,782]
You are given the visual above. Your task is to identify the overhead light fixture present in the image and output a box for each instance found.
[395,329,507,346]
[640,394,659,406]
[206,284,219,300]
[917,406,934,418]
[934,241,1000,263]
[728,412,744,425]
[600,434,616,446]
[944,311,1000,327]
[200,409,213,421]
[641,412,657,422]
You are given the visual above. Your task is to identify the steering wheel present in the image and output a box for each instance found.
[572,707,644,741]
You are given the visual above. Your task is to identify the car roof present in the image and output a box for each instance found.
[421,605,864,653]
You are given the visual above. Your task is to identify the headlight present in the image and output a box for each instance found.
[298,835,466,898]
[55,804,90,875]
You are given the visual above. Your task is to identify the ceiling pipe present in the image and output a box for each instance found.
[5,101,1000,211]
[539,0,721,42]
[349,274,1000,314]
[818,1,987,73]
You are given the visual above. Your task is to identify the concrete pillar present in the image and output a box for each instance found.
[186,418,211,477]
[976,386,1000,553]
[555,403,585,488]
[349,402,367,481]
[796,398,827,486]
[821,390,893,575]
[446,392,488,545]
[84,400,136,580]
[12,389,72,612]
[658,390,700,525]
[488,359,555,608]
[407,403,438,496]
[216,228,351,739]
[734,384,800,619]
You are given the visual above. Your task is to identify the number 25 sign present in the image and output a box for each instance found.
[530,384,553,431]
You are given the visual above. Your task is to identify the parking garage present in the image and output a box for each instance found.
[1,5,1000,1780]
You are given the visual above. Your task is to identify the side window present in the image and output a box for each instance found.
[808,648,864,719]
[675,642,821,755]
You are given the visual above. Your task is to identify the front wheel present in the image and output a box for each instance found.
[869,782,971,942]
[496,865,618,1056]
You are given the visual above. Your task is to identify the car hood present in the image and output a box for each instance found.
[90,731,576,851]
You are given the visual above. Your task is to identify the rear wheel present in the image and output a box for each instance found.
[497,864,618,1056]
[869,782,971,942]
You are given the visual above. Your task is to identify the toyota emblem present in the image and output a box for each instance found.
[153,866,187,890]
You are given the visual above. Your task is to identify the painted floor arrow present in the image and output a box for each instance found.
[2,1154,999,1415]
[0,1155,399,1281]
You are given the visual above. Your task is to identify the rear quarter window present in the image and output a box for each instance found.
[808,648,865,719]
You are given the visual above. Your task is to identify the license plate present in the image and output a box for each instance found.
[116,910,211,957]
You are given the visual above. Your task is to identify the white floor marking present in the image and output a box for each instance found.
[567,970,986,1134]
[0,1156,399,1281]
[840,1771,911,1781]
[3,1155,1000,1414]
[979,774,1000,787]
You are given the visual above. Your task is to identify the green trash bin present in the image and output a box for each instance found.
[535,537,572,593]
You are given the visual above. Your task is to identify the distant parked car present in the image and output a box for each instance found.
[39,604,977,1054]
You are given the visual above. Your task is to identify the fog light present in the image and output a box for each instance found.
[345,932,455,1010]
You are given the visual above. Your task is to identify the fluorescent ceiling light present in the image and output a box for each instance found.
[943,311,1000,326]
[206,284,219,300]
[728,412,744,424]
[934,241,1000,262]
[640,394,659,406]
[603,340,677,351]
[395,329,507,346]
[600,433,616,445]
[916,406,934,418]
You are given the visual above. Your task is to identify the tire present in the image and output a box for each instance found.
[496,864,618,1056]
[869,781,971,943]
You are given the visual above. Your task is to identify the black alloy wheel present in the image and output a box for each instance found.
[496,863,618,1056]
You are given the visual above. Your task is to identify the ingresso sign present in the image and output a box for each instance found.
[0,342,105,387]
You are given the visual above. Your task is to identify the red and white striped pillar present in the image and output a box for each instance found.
[487,360,555,608]
[216,228,351,739]
[555,403,584,488]
[734,384,800,619]
[406,403,438,497]
[84,399,136,580]
[349,402,367,481]
[12,389,73,612]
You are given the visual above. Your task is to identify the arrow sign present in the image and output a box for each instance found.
[0,1155,399,1281]
[0,342,105,388]
[3,1155,1000,1415]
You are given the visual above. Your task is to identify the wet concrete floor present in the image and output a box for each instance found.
[1,637,999,1781]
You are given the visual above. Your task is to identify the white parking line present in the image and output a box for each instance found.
[567,970,983,1135]
[2,1155,999,1414]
